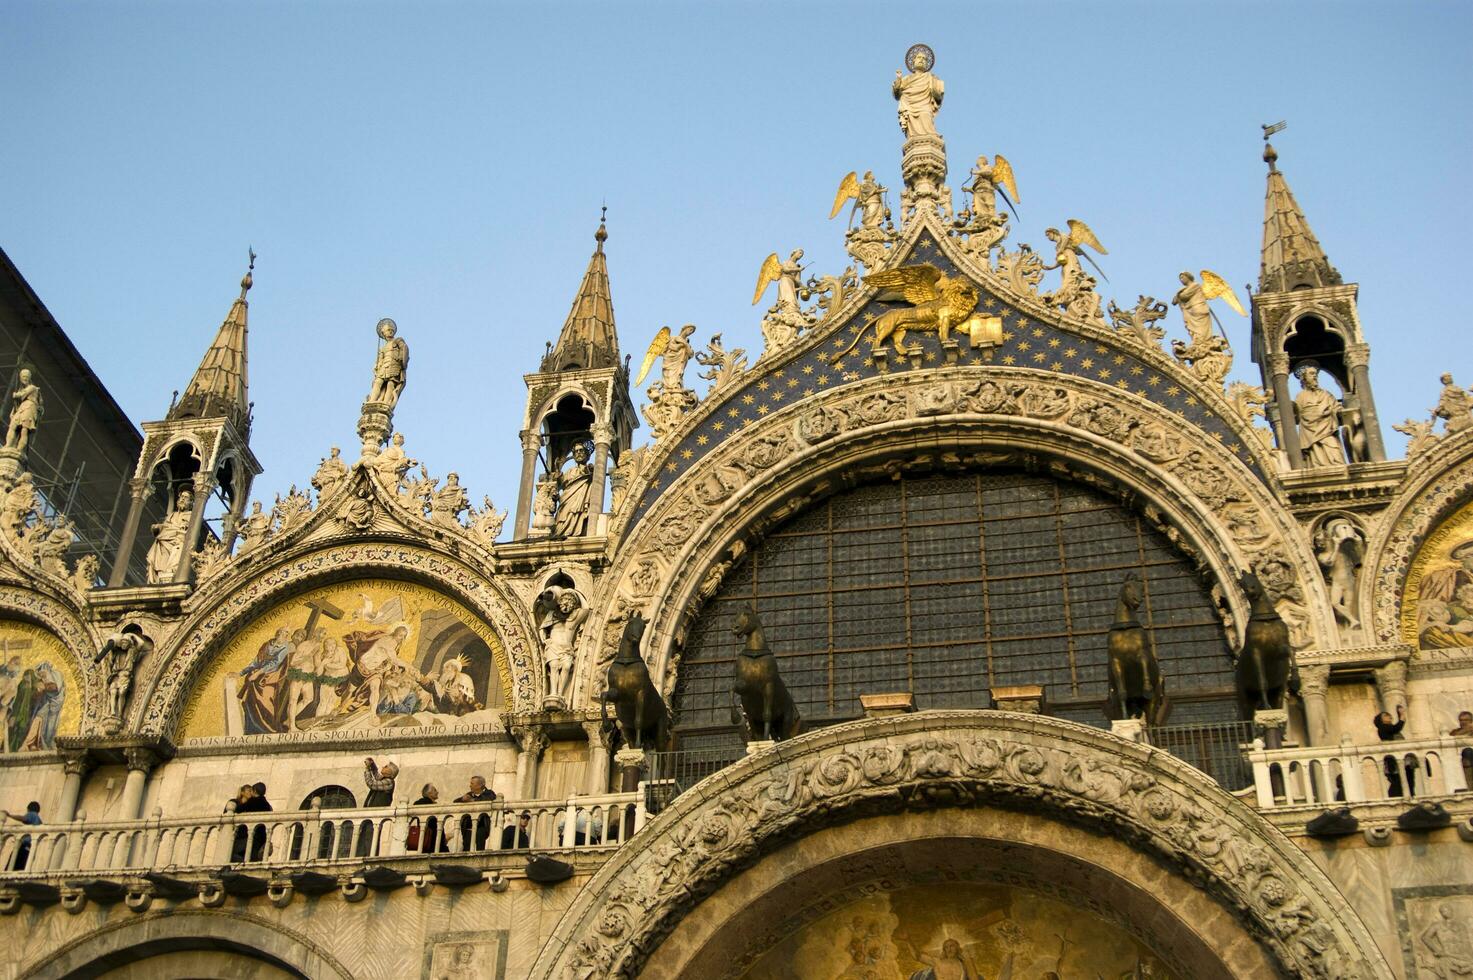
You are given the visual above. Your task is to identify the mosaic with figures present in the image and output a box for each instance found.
[180,580,509,739]
[0,621,78,753]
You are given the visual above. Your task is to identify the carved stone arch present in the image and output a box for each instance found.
[528,380,603,430]
[23,907,354,980]
[615,209,1279,533]
[131,541,543,737]
[1364,439,1473,644]
[140,432,204,477]
[587,369,1328,703]
[529,712,1390,979]
[0,584,102,734]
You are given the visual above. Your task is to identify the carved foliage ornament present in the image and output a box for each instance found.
[536,714,1385,980]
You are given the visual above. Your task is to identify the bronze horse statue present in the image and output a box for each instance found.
[1234,571,1300,714]
[600,613,669,750]
[1105,572,1165,723]
[730,605,800,742]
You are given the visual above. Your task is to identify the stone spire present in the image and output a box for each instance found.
[1259,143,1341,293]
[170,251,253,432]
[542,212,620,373]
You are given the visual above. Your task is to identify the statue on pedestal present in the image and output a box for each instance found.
[1293,362,1347,467]
[1434,373,1473,435]
[311,447,349,500]
[1169,270,1243,386]
[94,630,152,734]
[893,43,943,138]
[430,472,470,528]
[536,587,590,706]
[145,489,194,584]
[637,325,701,439]
[366,318,409,409]
[4,369,42,455]
[553,444,595,537]
[831,171,894,270]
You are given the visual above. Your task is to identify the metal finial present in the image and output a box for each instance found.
[595,205,608,249]
[1262,120,1287,141]
[240,247,256,295]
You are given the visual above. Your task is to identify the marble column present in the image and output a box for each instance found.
[120,748,157,821]
[513,430,542,540]
[56,753,93,822]
[513,726,550,801]
[589,422,613,522]
[1344,344,1386,462]
[1298,665,1331,747]
[582,720,612,796]
[1266,353,1303,467]
[1374,660,1409,719]
[107,478,150,586]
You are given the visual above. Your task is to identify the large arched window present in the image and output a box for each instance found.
[673,470,1235,746]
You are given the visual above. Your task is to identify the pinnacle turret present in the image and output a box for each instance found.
[1259,143,1341,294]
[542,213,620,373]
[170,250,254,433]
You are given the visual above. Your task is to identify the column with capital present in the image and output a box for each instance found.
[1265,352,1303,467]
[513,430,543,540]
[107,478,152,586]
[172,472,217,584]
[513,726,550,800]
[582,720,612,795]
[1343,344,1386,462]
[56,753,94,823]
[589,422,613,532]
[1374,660,1408,718]
[1298,664,1331,746]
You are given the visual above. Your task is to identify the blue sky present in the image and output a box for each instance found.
[3,1,1470,516]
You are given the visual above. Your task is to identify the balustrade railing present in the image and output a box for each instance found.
[1248,735,1473,810]
[0,791,644,878]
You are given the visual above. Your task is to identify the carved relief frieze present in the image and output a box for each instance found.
[531,713,1388,980]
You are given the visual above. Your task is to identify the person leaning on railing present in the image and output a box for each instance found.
[454,776,496,850]
[1375,706,1417,797]
[411,783,449,853]
[1,802,40,870]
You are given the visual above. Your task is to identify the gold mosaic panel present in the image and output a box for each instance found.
[744,881,1172,979]
[180,579,510,739]
[1402,499,1473,650]
[0,619,80,753]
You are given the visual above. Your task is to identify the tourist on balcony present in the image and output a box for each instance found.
[501,810,531,850]
[363,758,398,807]
[1375,706,1417,797]
[228,785,254,862]
[238,782,272,861]
[2,801,40,870]
[1450,710,1473,736]
[412,784,447,853]
[455,775,496,850]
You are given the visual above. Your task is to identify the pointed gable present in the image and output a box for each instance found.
[543,217,620,373]
[171,258,253,432]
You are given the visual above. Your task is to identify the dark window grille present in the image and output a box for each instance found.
[674,471,1236,733]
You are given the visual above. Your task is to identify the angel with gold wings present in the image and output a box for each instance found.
[1170,270,1244,385]
[752,249,806,312]
[831,263,980,361]
[1172,269,1246,344]
[635,323,698,392]
[965,154,1019,220]
[830,171,889,230]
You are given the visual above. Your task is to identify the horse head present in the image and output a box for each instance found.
[614,613,647,665]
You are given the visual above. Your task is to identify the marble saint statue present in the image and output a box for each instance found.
[367,318,409,408]
[145,489,195,584]
[892,45,943,138]
[553,444,594,537]
[1293,362,1347,467]
[4,369,42,455]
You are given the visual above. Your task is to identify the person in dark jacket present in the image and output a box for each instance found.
[412,783,446,853]
[500,810,531,850]
[236,783,272,860]
[455,775,496,850]
[1375,706,1417,796]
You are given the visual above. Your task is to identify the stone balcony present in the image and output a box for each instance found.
[1247,734,1473,837]
[0,791,644,912]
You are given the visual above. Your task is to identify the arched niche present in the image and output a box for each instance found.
[1398,497,1473,651]
[0,618,81,752]
[530,712,1390,979]
[673,467,1237,745]
[175,577,511,740]
[23,909,352,980]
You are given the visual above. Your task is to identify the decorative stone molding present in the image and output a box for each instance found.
[530,711,1389,980]
[1363,443,1473,645]
[132,541,541,738]
[588,367,1330,702]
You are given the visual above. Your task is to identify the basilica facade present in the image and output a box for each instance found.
[0,46,1471,979]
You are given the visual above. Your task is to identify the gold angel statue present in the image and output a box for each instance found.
[1044,218,1108,282]
[1173,269,1245,343]
[830,263,982,361]
[830,171,888,230]
[635,324,698,390]
[752,250,806,311]
[966,154,1019,220]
